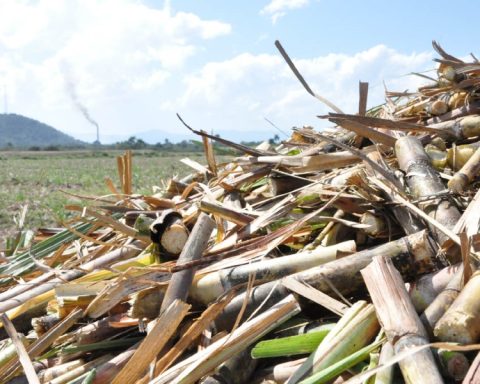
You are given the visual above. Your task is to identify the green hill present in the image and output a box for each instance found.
[0,114,84,148]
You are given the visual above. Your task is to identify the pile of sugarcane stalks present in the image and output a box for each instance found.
[3,41,480,384]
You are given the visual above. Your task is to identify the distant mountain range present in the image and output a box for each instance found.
[0,113,278,148]
[0,114,84,148]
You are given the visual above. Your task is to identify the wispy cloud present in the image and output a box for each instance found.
[260,0,310,24]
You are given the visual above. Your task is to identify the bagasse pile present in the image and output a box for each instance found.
[3,41,480,384]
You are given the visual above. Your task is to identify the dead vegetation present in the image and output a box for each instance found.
[2,40,480,383]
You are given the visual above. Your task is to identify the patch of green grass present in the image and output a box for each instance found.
[0,150,217,243]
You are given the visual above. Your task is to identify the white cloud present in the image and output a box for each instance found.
[260,0,310,24]
[168,45,432,137]
[0,1,436,144]
[0,0,231,139]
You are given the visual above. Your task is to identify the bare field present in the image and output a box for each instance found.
[0,150,209,242]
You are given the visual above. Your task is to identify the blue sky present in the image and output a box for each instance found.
[0,0,478,143]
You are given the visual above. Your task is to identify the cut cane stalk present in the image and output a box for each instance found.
[190,241,355,305]
[214,231,436,332]
[434,271,480,344]
[361,257,444,384]
[395,136,461,258]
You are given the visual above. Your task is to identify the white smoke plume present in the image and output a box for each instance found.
[61,63,100,142]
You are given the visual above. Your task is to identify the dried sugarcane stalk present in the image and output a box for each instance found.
[38,359,84,382]
[395,98,430,117]
[138,291,236,382]
[329,168,360,186]
[112,300,191,384]
[269,173,312,196]
[190,240,356,305]
[222,191,245,231]
[365,151,424,236]
[374,341,394,384]
[361,256,444,384]
[436,349,470,381]
[162,178,188,199]
[199,200,254,226]
[0,336,29,368]
[199,347,257,384]
[463,351,480,383]
[214,231,436,332]
[421,264,465,334]
[92,345,137,384]
[252,359,306,383]
[286,301,379,384]
[282,276,349,316]
[149,210,189,257]
[318,220,349,247]
[0,242,142,315]
[434,271,480,344]
[154,295,301,384]
[128,286,165,319]
[328,118,397,148]
[0,271,57,304]
[428,99,449,116]
[359,211,389,238]
[157,213,215,316]
[426,101,480,125]
[0,314,40,384]
[447,142,480,170]
[84,269,170,320]
[31,313,59,336]
[159,218,189,256]
[0,308,84,382]
[429,115,480,139]
[395,136,461,258]
[448,144,480,192]
[409,263,462,312]
[72,315,125,345]
[0,304,46,339]
[202,135,217,176]
[251,149,375,173]
[358,81,368,116]
[323,113,435,135]
[48,355,112,384]
[425,143,448,170]
[223,191,242,210]
[304,210,345,250]
[447,91,468,110]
